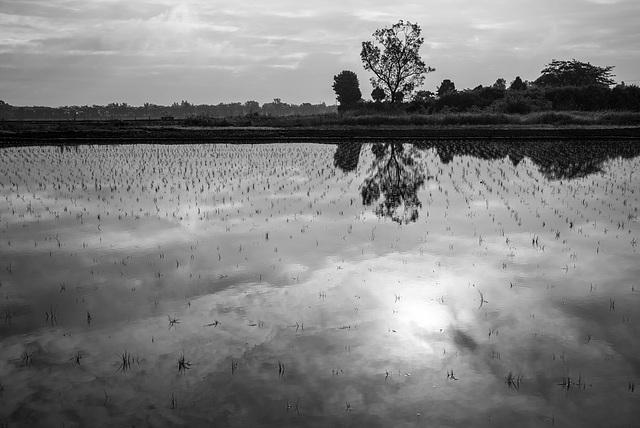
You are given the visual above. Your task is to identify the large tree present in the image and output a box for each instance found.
[360,20,435,103]
[332,70,362,111]
[534,59,615,87]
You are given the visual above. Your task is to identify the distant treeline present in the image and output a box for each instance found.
[335,139,640,183]
[334,57,640,115]
[357,83,640,115]
[424,83,640,114]
[0,99,337,120]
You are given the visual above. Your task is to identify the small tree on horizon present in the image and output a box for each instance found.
[244,100,260,114]
[534,59,615,87]
[436,79,456,97]
[412,90,435,102]
[493,78,506,90]
[332,70,362,111]
[509,76,527,91]
[360,20,435,103]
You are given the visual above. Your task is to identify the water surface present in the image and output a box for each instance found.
[1,141,639,427]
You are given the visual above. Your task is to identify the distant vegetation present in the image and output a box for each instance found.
[2,20,640,124]
[145,110,640,127]
[331,139,640,224]
[334,20,640,116]
[341,50,640,114]
[0,99,336,121]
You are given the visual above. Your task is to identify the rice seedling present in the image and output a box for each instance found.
[446,369,458,380]
[3,306,12,325]
[171,392,177,409]
[286,397,300,415]
[168,315,180,330]
[177,351,193,374]
[45,307,58,326]
[287,322,303,332]
[278,361,285,378]
[557,369,582,397]
[21,349,32,366]
[115,350,137,373]
[477,289,487,310]
[505,371,523,391]
[70,351,83,365]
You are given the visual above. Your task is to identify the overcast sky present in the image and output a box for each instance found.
[1,0,639,107]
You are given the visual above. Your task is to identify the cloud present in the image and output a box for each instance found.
[0,0,639,105]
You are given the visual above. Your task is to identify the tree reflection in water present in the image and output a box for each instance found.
[335,139,640,224]
[333,142,363,173]
[416,139,640,181]
[359,143,429,224]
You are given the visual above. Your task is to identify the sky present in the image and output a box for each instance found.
[1,0,639,107]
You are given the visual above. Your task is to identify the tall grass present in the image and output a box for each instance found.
[120,110,640,128]
[210,110,640,127]
[3,110,639,135]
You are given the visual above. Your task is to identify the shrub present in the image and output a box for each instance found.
[491,90,551,114]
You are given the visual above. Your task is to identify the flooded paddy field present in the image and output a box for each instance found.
[0,141,639,427]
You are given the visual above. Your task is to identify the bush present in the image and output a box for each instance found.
[523,111,592,125]
[542,85,612,111]
[610,85,640,111]
[491,90,552,114]
[433,87,505,113]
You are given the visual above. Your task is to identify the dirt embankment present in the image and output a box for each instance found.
[1,121,639,146]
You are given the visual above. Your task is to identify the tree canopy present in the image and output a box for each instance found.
[412,90,435,103]
[493,78,506,90]
[534,59,615,87]
[509,76,527,91]
[332,70,362,111]
[436,79,456,97]
[360,20,435,103]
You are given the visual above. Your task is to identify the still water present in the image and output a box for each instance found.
[0,141,639,427]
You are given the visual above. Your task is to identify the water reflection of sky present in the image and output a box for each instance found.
[0,142,639,427]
